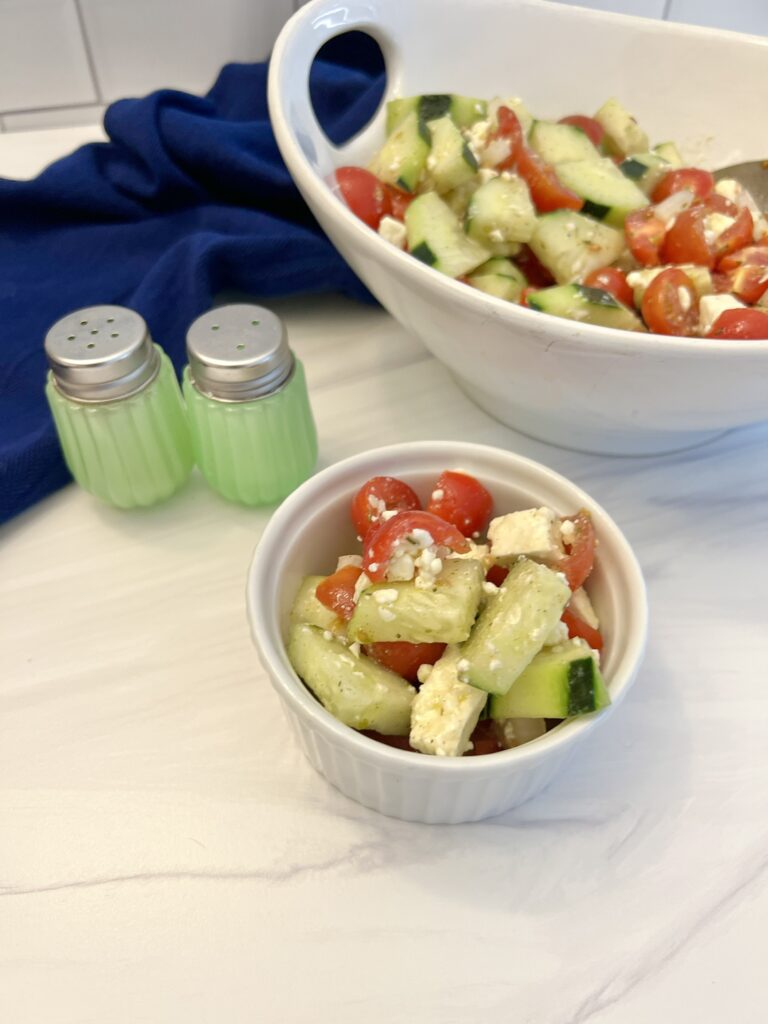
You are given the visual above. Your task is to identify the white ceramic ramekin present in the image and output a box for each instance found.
[268,0,768,454]
[246,442,647,823]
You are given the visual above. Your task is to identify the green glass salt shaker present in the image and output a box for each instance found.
[44,305,193,508]
[182,304,317,505]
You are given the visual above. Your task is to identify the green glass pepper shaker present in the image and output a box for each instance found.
[182,304,318,505]
[44,305,193,508]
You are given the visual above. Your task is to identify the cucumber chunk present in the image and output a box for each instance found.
[654,141,683,168]
[530,121,602,165]
[426,115,478,194]
[290,575,344,633]
[466,175,538,254]
[405,192,490,278]
[467,257,527,302]
[619,151,671,196]
[489,640,610,719]
[529,210,625,284]
[460,558,571,696]
[348,559,484,645]
[288,624,415,735]
[386,94,487,135]
[368,110,429,193]
[594,98,649,156]
[528,284,645,331]
[554,158,647,227]
[409,646,487,756]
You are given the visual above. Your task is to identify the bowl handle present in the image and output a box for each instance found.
[269,0,395,164]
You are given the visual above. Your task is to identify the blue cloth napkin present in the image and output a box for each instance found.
[0,49,385,523]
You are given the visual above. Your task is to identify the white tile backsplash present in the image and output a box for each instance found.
[78,0,293,103]
[0,0,97,113]
[0,0,765,130]
[667,0,768,35]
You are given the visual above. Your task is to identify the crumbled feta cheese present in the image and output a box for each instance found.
[544,620,569,646]
[368,562,379,573]
[348,642,361,658]
[409,646,487,756]
[322,630,333,642]
[387,553,415,581]
[373,588,399,605]
[560,519,576,544]
[378,608,396,622]
[464,118,491,162]
[416,663,433,684]
[677,286,692,312]
[336,553,363,571]
[431,488,445,502]
[477,167,499,185]
[489,658,502,672]
[569,587,600,630]
[488,228,505,243]
[377,215,407,250]
[381,509,398,521]
[482,581,499,596]
[487,507,564,564]
[482,137,512,168]
[698,293,746,335]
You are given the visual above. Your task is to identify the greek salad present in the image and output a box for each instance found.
[336,94,768,339]
[287,469,608,757]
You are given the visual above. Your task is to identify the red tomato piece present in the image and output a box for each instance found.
[713,208,753,262]
[361,731,415,751]
[365,641,446,683]
[335,167,391,230]
[561,608,604,651]
[641,268,699,337]
[516,144,583,213]
[584,267,634,308]
[350,476,421,538]
[708,308,768,340]
[660,206,713,268]
[426,470,493,538]
[559,512,596,591]
[515,246,555,288]
[717,245,768,303]
[465,719,502,756]
[485,565,509,588]
[651,168,715,204]
[625,207,667,267]
[558,115,605,148]
[315,565,363,621]
[487,106,524,170]
[363,511,469,581]
[706,193,739,217]
[385,184,414,221]
[519,286,537,307]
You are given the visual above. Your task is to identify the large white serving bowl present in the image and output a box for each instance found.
[268,0,768,455]
[246,442,647,824]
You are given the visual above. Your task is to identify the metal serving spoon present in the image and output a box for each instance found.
[713,160,768,209]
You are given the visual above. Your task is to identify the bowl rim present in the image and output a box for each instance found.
[269,0,768,357]
[246,440,648,775]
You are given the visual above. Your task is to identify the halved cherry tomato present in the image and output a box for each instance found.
[706,194,738,216]
[708,308,768,340]
[365,641,446,683]
[515,245,555,288]
[651,168,714,204]
[559,512,596,591]
[315,565,363,621]
[487,106,524,170]
[713,208,753,262]
[485,564,509,587]
[363,511,469,581]
[385,184,414,221]
[561,608,604,651]
[516,143,583,213]
[660,206,713,268]
[717,245,768,303]
[351,476,421,538]
[641,267,698,337]
[584,267,634,308]
[558,115,605,148]
[625,207,667,267]
[427,470,493,538]
[335,167,391,230]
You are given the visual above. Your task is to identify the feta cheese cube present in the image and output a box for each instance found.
[487,507,564,565]
[544,620,569,646]
[409,646,487,757]
[377,215,407,250]
[698,293,746,336]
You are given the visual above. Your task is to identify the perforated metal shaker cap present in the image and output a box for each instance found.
[185,304,294,402]
[45,305,160,402]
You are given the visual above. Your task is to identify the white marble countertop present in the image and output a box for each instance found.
[2,127,767,1024]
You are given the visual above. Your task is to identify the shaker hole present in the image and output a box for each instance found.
[106,317,115,323]
[111,332,119,338]
[236,343,245,350]
[80,320,88,325]
[86,342,96,349]
[211,325,220,331]
[251,320,260,326]
[67,335,75,340]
